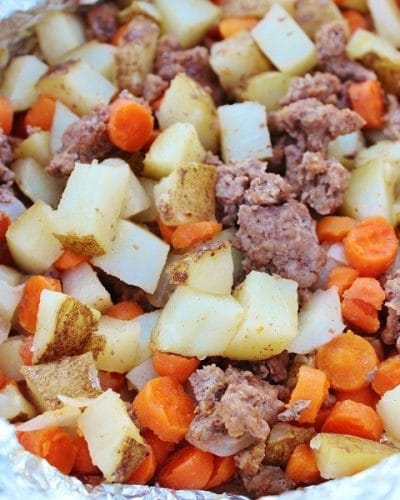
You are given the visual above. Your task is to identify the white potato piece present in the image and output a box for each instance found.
[153,285,244,358]
[12,158,66,209]
[210,30,271,94]
[367,0,400,49]
[294,0,344,39]
[252,4,317,75]
[310,433,398,479]
[167,241,233,295]
[0,55,48,111]
[61,263,112,313]
[126,358,157,390]
[6,200,63,274]
[355,141,400,169]
[220,0,269,16]
[0,281,23,343]
[0,336,24,381]
[328,131,365,170]
[143,123,206,180]
[157,73,219,152]
[92,220,169,294]
[0,384,36,422]
[54,161,129,256]
[288,287,345,354]
[50,101,79,154]
[377,385,400,441]
[37,60,116,116]
[238,71,292,112]
[14,131,51,167]
[210,228,243,282]
[133,178,158,223]
[118,1,162,23]
[135,311,161,366]
[155,0,221,49]
[225,271,298,360]
[218,101,272,162]
[61,40,116,80]
[0,265,21,286]
[78,390,147,482]
[33,290,100,364]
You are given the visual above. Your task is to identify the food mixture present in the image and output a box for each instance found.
[2,0,400,497]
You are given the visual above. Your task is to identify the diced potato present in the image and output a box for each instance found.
[367,0,400,49]
[346,29,400,94]
[0,281,23,343]
[0,384,36,422]
[21,352,102,411]
[0,336,24,381]
[92,220,169,294]
[167,241,233,295]
[54,161,129,257]
[89,316,140,373]
[157,73,219,152]
[224,271,298,360]
[0,55,48,111]
[154,163,216,225]
[355,141,400,169]
[61,41,116,81]
[264,423,316,466]
[36,60,116,116]
[221,0,296,17]
[218,102,272,162]
[341,160,396,222]
[210,30,271,94]
[310,433,398,479]
[0,265,21,286]
[11,158,66,209]
[6,200,63,274]
[295,0,344,39]
[133,178,158,223]
[251,4,317,75]
[36,11,85,64]
[78,390,147,482]
[135,310,161,366]
[377,385,400,441]
[118,1,162,23]
[237,71,292,112]
[61,263,112,313]
[328,131,366,170]
[337,0,367,10]
[50,101,79,154]
[146,252,179,309]
[14,131,51,167]
[33,290,100,364]
[155,0,221,49]
[153,285,244,358]
[143,123,206,180]
[126,358,157,391]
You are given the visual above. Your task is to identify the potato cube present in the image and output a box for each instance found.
[328,131,365,170]
[0,384,36,422]
[134,310,161,365]
[220,0,270,17]
[0,281,23,342]
[368,0,400,49]
[294,0,344,39]
[0,336,25,381]
[61,40,116,81]
[14,131,51,167]
[0,265,21,286]
[50,101,79,154]
[377,385,400,441]
[133,178,159,223]
[238,71,292,112]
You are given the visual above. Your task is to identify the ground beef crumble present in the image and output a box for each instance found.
[241,465,295,497]
[86,2,118,43]
[0,132,14,188]
[280,72,342,106]
[381,270,400,347]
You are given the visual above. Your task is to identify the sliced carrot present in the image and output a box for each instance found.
[111,23,130,46]
[133,376,194,443]
[344,217,398,277]
[18,427,78,475]
[205,456,236,489]
[343,9,370,34]
[316,331,379,391]
[18,276,62,334]
[53,249,90,271]
[344,277,385,310]
[105,301,144,320]
[98,371,126,392]
[348,80,385,129]
[286,444,320,485]
[157,219,176,245]
[0,212,11,243]
[372,356,400,396]
[322,399,383,441]
[72,436,99,475]
[0,369,11,390]
[128,446,157,485]
[327,266,359,296]
[142,429,175,467]
[219,16,259,38]
[107,99,154,152]
[0,96,13,135]
[25,95,56,131]
[171,221,222,250]
[288,366,330,424]
[152,351,200,384]
[157,444,214,490]
[19,336,33,366]
[336,385,380,408]
[317,216,357,243]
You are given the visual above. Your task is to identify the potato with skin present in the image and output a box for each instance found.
[21,352,102,412]
[0,384,36,422]
[264,423,316,467]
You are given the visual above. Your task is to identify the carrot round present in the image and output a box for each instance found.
[322,399,383,441]
[316,331,379,391]
[18,427,78,475]
[344,277,385,310]
[219,16,259,38]
[128,446,157,485]
[142,429,175,467]
[157,444,214,490]
[53,249,90,271]
[286,444,320,485]
[317,216,357,243]
[0,212,11,243]
[18,276,62,334]
[107,99,154,152]
[343,9,370,34]
[344,217,398,277]
[336,385,379,408]
[152,351,200,384]
[372,356,400,396]
[105,301,144,320]
[0,369,11,390]
[171,221,222,250]
[205,456,236,489]
[0,96,13,135]
[157,219,176,245]
[25,95,56,131]
[327,266,359,297]
[133,376,194,443]
[288,366,330,424]
[348,80,385,129]
[98,371,126,392]
[72,436,99,475]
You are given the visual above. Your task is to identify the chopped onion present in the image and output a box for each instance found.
[126,358,157,390]
[57,395,97,408]
[0,197,26,221]
[187,432,256,457]
[16,405,81,431]
[326,243,348,266]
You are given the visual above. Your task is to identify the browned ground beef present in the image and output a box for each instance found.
[142,73,169,103]
[280,72,342,106]
[381,270,400,346]
[241,465,295,496]
[85,2,118,43]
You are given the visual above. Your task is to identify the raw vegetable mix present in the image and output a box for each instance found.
[3,0,400,497]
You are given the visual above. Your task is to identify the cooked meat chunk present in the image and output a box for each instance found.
[234,440,265,475]
[47,105,112,176]
[251,351,290,384]
[278,400,311,422]
[382,95,400,141]
[86,2,118,42]
[0,132,12,165]
[381,270,400,346]
[0,162,14,187]
[264,423,316,467]
[236,201,326,289]
[244,175,294,207]
[142,73,169,103]
[241,465,295,497]
[280,72,341,106]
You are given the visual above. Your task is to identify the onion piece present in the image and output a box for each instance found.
[187,431,256,457]
[326,243,348,266]
[57,395,97,408]
[16,405,81,431]
[126,358,157,391]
